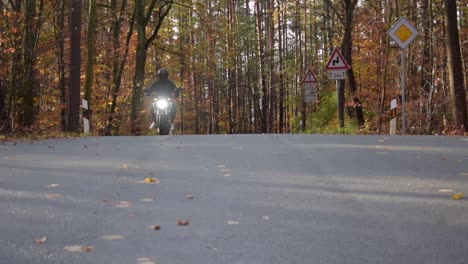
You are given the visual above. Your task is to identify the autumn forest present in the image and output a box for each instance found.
[0,0,466,136]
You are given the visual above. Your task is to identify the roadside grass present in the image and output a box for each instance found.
[307,91,360,135]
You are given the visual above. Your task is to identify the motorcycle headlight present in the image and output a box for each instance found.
[156,99,169,109]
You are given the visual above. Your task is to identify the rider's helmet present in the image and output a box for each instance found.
[157,68,169,80]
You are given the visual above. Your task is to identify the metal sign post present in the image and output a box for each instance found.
[303,70,318,132]
[387,17,419,135]
[303,70,317,103]
[325,48,350,128]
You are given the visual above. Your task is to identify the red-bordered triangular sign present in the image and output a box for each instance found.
[302,70,317,83]
[325,48,350,70]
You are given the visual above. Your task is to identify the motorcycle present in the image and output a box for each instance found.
[149,88,180,135]
[151,96,174,135]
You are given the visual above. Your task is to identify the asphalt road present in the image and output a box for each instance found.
[1,135,467,264]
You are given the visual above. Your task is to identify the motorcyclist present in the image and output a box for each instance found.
[144,68,179,130]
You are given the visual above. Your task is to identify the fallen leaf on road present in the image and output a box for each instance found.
[44,193,61,199]
[64,245,93,252]
[143,177,158,184]
[437,189,454,193]
[115,201,131,208]
[177,219,190,226]
[137,257,155,264]
[376,152,390,155]
[226,221,240,225]
[207,245,217,251]
[151,225,161,230]
[119,163,129,169]
[34,237,47,244]
[451,192,464,200]
[99,235,125,240]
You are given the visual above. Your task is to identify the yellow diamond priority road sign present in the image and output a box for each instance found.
[387,17,418,50]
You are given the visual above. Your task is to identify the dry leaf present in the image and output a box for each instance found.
[151,225,161,230]
[177,219,190,226]
[44,193,61,199]
[452,192,464,200]
[138,177,159,184]
[64,245,93,252]
[34,237,47,244]
[119,163,129,169]
[99,235,125,240]
[137,258,155,264]
[115,201,131,208]
[437,189,454,193]
[144,177,156,183]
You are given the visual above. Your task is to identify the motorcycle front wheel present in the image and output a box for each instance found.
[159,115,170,135]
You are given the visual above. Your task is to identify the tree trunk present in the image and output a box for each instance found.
[83,0,96,132]
[445,0,467,131]
[255,0,267,133]
[106,0,132,136]
[277,0,285,133]
[67,0,82,132]
[131,0,172,135]
[55,0,67,131]
[0,80,8,132]
[22,0,38,127]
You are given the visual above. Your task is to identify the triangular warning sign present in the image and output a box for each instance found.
[325,48,350,70]
[302,70,317,83]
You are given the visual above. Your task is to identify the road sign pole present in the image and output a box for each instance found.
[387,17,419,135]
[401,51,405,135]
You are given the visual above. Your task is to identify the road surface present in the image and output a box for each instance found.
[1,135,467,264]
